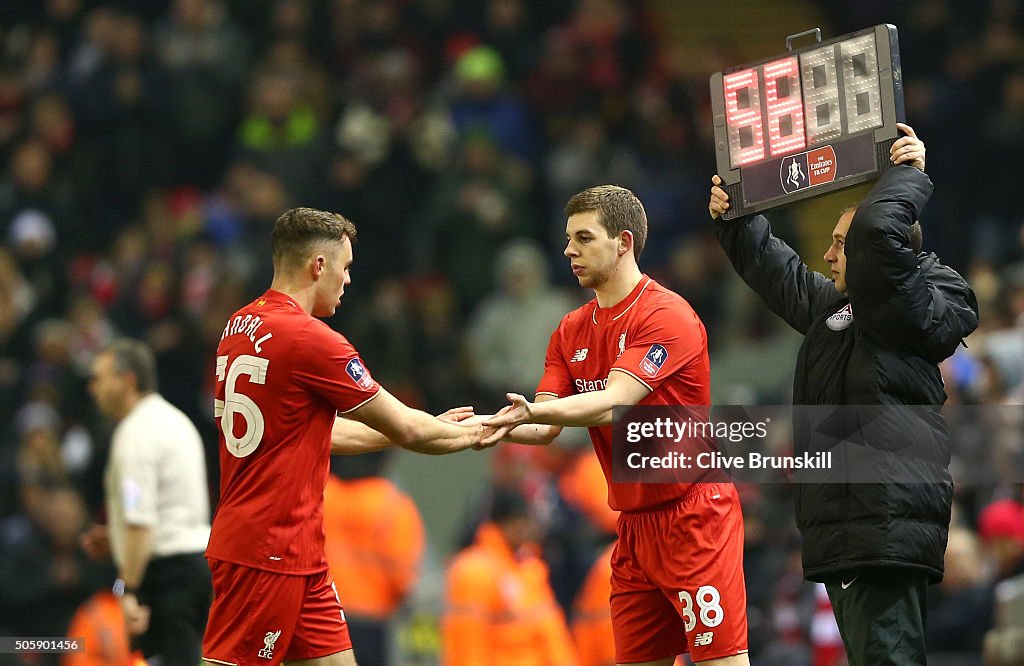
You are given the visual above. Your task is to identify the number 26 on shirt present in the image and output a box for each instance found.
[214,355,269,458]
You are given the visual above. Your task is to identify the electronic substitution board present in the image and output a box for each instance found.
[710,24,904,219]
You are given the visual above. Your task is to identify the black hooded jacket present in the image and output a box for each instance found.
[714,166,979,581]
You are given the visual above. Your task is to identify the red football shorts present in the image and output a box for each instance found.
[610,483,748,663]
[203,559,353,665]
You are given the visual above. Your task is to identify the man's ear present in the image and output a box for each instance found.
[619,230,634,257]
[311,254,326,279]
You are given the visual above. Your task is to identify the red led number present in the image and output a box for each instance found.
[723,68,764,167]
[763,57,806,157]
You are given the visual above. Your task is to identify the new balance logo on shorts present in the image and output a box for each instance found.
[258,630,281,659]
[693,632,714,647]
[570,348,589,362]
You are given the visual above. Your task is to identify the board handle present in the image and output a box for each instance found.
[786,28,822,52]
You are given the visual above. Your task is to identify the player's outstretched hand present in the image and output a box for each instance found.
[891,123,925,172]
[709,175,730,219]
[472,405,512,450]
[481,394,532,446]
[437,406,475,423]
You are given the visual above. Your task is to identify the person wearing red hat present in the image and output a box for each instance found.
[979,499,1024,580]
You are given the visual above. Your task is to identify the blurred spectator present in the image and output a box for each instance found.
[29,92,76,158]
[0,67,26,154]
[0,137,76,310]
[21,29,65,95]
[0,486,109,636]
[324,451,426,666]
[442,488,579,666]
[446,45,537,163]
[479,0,538,83]
[809,584,846,666]
[571,542,615,666]
[465,238,575,400]
[525,27,592,138]
[71,10,175,220]
[558,448,618,536]
[15,418,68,518]
[976,68,1024,266]
[341,278,417,392]
[983,499,1024,666]
[927,527,994,655]
[980,498,1024,581]
[154,0,250,186]
[328,47,450,284]
[63,590,140,666]
[414,130,534,310]
[544,113,643,243]
[236,70,330,202]
[409,280,474,414]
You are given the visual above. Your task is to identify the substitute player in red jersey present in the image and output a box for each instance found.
[203,208,490,666]
[485,186,749,665]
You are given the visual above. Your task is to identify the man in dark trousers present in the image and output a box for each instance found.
[708,123,979,665]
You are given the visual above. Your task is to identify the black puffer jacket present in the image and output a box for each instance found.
[715,166,979,582]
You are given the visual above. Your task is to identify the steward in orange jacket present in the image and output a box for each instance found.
[442,489,578,666]
[324,452,425,665]
[572,543,616,666]
[63,591,146,666]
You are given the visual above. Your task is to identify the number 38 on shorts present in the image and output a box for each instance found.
[678,585,724,632]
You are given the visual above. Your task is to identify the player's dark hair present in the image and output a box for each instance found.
[105,338,158,394]
[565,185,648,260]
[271,207,358,268]
[840,204,923,252]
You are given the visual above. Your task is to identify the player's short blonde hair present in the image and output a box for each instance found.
[565,185,648,260]
[271,207,357,268]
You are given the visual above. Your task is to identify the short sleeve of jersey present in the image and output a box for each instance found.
[293,320,381,413]
[611,303,704,392]
[535,321,574,399]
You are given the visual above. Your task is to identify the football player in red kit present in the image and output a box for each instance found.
[203,208,489,666]
[485,186,749,665]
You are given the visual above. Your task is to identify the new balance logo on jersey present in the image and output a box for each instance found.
[258,630,282,659]
[570,348,589,363]
[693,632,714,647]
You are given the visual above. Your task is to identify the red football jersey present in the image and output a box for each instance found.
[536,277,712,511]
[206,290,381,574]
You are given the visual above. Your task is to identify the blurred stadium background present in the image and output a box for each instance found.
[0,0,1021,664]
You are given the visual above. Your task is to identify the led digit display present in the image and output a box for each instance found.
[799,45,842,144]
[723,68,765,168]
[763,56,806,156]
[840,34,883,134]
[709,24,904,218]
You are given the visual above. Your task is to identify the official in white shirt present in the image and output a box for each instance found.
[85,339,212,666]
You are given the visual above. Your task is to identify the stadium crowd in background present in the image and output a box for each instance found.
[0,0,1022,664]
